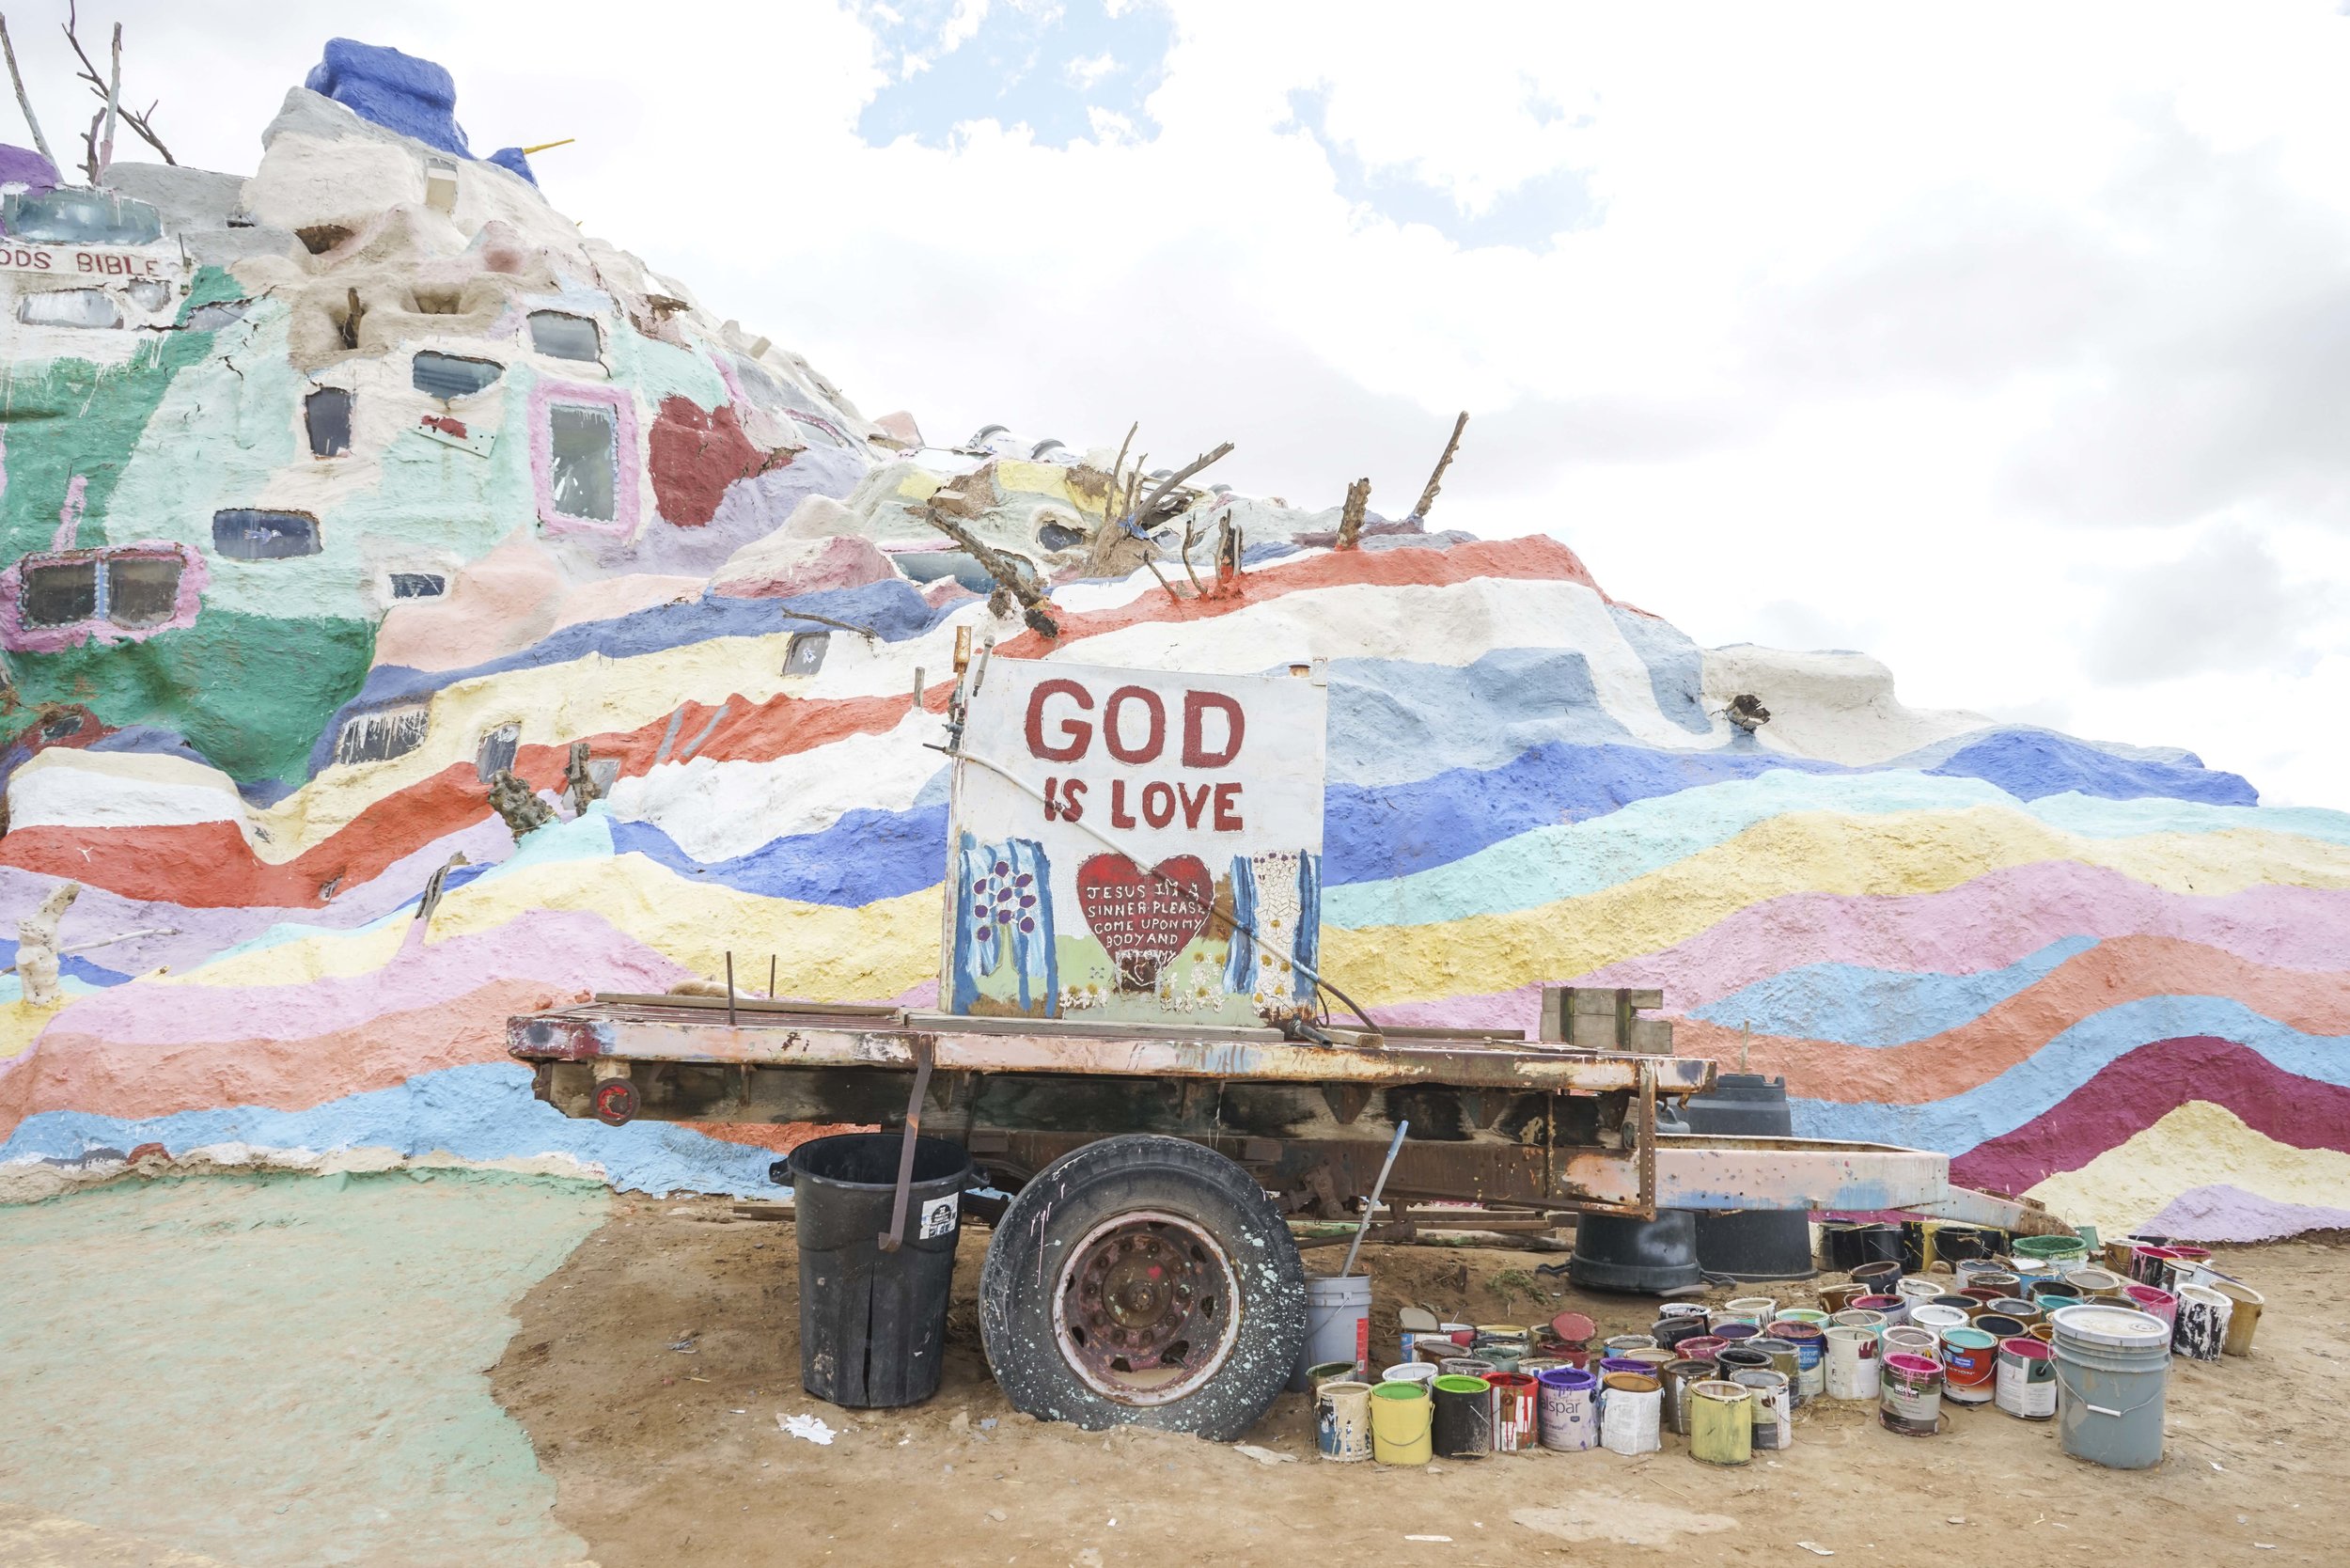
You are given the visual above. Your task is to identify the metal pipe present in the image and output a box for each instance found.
[1340,1120,1409,1278]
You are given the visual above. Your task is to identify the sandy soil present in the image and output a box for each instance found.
[492,1202,2349,1567]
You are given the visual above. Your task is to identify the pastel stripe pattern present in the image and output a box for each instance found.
[2,528,2343,1242]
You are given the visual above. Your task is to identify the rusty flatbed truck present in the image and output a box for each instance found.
[508,651,2064,1440]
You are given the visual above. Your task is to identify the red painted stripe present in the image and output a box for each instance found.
[3,537,1585,906]
[993,534,1606,661]
[1949,1036,2350,1193]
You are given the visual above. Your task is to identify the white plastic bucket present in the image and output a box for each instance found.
[2051,1305,2170,1469]
[1824,1325,1881,1401]
[1291,1272,1373,1389]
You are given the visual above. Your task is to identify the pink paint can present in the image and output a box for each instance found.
[2121,1282,2178,1332]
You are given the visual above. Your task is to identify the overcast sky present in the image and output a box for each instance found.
[11,2,2349,804]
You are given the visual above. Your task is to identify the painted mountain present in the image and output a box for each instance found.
[1,42,2342,1242]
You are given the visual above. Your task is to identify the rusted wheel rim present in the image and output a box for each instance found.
[1052,1210,1242,1405]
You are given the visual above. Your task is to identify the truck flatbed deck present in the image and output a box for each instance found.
[513,995,2050,1230]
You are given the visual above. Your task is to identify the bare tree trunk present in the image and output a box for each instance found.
[0,16,57,171]
[1411,411,1470,523]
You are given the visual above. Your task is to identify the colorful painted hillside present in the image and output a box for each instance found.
[1,44,2343,1244]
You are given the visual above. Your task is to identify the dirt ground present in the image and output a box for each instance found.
[491,1202,2349,1568]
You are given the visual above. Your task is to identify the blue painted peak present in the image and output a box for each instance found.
[486,147,537,186]
[305,39,472,160]
[0,144,57,193]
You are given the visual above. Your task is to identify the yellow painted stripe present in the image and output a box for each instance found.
[1324,808,2350,1006]
[158,856,940,1002]
[2024,1100,2350,1239]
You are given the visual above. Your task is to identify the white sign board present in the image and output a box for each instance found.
[943,657,1327,1027]
[0,241,181,279]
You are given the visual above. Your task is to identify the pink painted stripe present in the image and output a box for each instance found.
[0,817,521,981]
[1370,862,2350,1028]
[2142,1184,2350,1244]
[23,909,685,1047]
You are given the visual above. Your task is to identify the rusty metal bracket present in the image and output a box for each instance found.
[1637,1059,1656,1219]
[877,1038,935,1254]
[1322,1083,1372,1126]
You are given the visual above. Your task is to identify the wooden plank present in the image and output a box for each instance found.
[593,993,901,1019]
[901,1010,1284,1043]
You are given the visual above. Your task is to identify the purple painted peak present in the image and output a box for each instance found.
[304,39,472,160]
[0,144,57,192]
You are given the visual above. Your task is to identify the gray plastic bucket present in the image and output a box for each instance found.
[2051,1305,2170,1469]
[1289,1272,1374,1389]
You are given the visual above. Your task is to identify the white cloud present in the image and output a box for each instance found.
[24,0,2350,804]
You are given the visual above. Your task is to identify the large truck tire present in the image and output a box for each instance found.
[978,1134,1306,1440]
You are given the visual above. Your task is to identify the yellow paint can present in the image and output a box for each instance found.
[1371,1379,1432,1466]
[1689,1378,1753,1466]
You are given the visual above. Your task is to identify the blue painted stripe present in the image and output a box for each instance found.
[0,1062,783,1198]
[1925,729,2256,807]
[609,805,950,905]
[1325,768,2350,930]
[1690,936,2099,1046]
[1324,742,1840,884]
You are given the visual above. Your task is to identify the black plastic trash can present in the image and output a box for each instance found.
[788,1132,972,1408]
[1682,1074,1816,1281]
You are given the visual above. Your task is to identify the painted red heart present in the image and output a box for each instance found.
[1074,852,1214,990]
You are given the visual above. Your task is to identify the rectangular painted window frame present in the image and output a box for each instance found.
[527,309,603,363]
[0,541,206,652]
[784,630,830,676]
[306,385,354,459]
[529,380,640,537]
[212,510,323,560]
[333,702,432,769]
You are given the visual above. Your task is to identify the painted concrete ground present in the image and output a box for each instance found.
[0,1172,605,1568]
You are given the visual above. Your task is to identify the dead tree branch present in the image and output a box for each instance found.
[97,21,119,178]
[1179,516,1207,597]
[1410,411,1469,523]
[0,16,56,171]
[61,4,171,168]
[924,507,1058,638]
[1131,441,1234,531]
[1336,477,1371,551]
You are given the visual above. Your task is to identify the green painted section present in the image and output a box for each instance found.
[0,321,219,559]
[11,608,375,785]
[2,272,730,785]
[0,1170,605,1568]
[608,322,728,410]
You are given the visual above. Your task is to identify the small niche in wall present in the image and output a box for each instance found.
[412,351,503,400]
[784,630,830,676]
[212,510,321,560]
[528,310,601,362]
[475,721,521,781]
[18,289,121,329]
[105,556,182,627]
[20,558,98,627]
[389,572,446,599]
[306,386,353,458]
[336,703,430,767]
